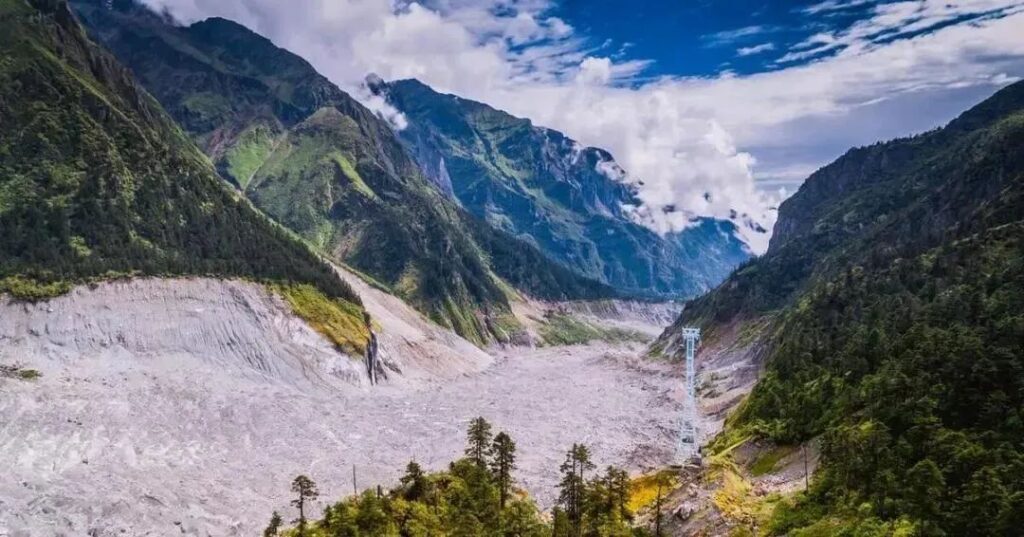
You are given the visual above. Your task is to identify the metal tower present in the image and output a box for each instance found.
[677,327,701,461]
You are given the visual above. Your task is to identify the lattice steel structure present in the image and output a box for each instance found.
[677,327,701,461]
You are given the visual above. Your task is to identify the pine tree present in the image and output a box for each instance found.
[491,431,517,509]
[607,467,631,522]
[551,507,572,537]
[400,461,428,501]
[291,475,319,537]
[557,443,594,537]
[263,510,282,537]
[653,472,672,537]
[465,416,493,468]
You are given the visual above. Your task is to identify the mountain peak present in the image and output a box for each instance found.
[377,77,753,297]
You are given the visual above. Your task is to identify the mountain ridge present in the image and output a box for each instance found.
[656,79,1024,534]
[0,0,360,308]
[70,0,619,344]
[371,76,754,299]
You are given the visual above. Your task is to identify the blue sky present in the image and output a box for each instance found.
[145,0,1024,252]
[551,0,1020,79]
[551,0,841,78]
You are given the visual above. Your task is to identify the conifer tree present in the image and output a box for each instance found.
[262,510,282,537]
[557,443,594,536]
[490,431,517,509]
[291,475,319,537]
[465,416,493,468]
[400,461,428,501]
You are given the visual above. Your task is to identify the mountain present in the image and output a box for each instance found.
[658,81,1024,533]
[369,78,753,298]
[70,0,616,344]
[0,0,377,352]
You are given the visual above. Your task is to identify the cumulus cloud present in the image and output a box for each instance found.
[140,0,1024,254]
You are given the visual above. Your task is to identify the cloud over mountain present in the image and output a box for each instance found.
[140,0,1024,254]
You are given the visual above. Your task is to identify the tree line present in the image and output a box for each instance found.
[264,417,660,536]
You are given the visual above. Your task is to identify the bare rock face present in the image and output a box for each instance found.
[0,278,368,388]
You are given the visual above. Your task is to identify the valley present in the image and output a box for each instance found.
[1,1,1022,535]
[0,282,684,536]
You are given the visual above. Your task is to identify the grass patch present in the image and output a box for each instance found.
[18,368,41,380]
[332,153,375,198]
[628,469,679,513]
[224,124,278,189]
[709,455,781,533]
[1,363,41,381]
[538,313,648,346]
[271,283,370,356]
[489,311,526,344]
[440,296,487,346]
[706,396,754,456]
[749,445,797,477]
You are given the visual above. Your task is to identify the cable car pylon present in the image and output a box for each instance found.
[677,327,701,462]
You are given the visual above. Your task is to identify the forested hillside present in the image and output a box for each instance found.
[0,0,359,312]
[71,0,617,344]
[371,78,752,298]
[661,80,1024,534]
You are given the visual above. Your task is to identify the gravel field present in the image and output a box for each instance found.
[0,280,684,536]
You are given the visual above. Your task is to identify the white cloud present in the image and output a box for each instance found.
[780,0,1024,63]
[702,24,779,47]
[140,0,1024,254]
[737,42,776,56]
[802,0,875,15]
[576,56,613,85]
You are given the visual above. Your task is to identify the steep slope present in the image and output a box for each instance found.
[0,0,367,348]
[657,81,1024,534]
[371,78,753,298]
[71,0,617,343]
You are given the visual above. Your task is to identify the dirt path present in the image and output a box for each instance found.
[0,341,684,536]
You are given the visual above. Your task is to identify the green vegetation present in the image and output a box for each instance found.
[380,78,752,298]
[266,418,650,536]
[743,226,1024,535]
[708,456,781,531]
[674,81,1024,534]
[0,363,42,381]
[538,313,649,346]
[748,445,796,477]
[71,1,617,344]
[19,368,41,380]
[0,0,361,315]
[222,123,279,189]
[270,284,370,356]
[626,470,678,514]
[0,276,73,300]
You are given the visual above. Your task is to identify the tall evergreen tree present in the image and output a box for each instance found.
[490,431,517,509]
[602,467,631,523]
[465,416,493,468]
[557,443,594,537]
[400,461,428,501]
[291,475,319,537]
[262,510,282,537]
